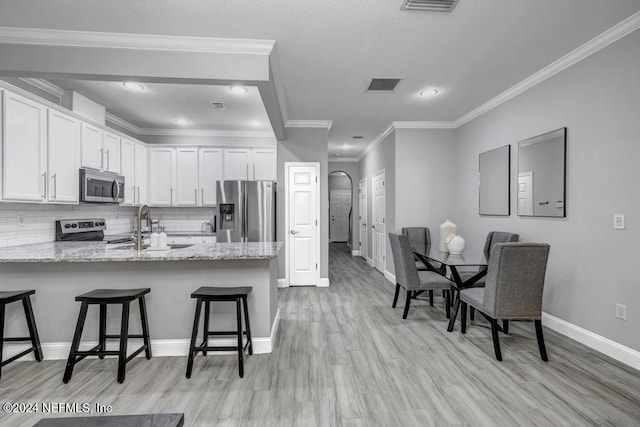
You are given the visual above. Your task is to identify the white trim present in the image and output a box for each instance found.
[277,278,289,288]
[106,112,141,134]
[0,26,275,55]
[384,270,396,284]
[351,250,360,256]
[367,256,374,266]
[285,162,322,287]
[319,278,330,287]
[542,312,640,371]
[138,128,275,138]
[392,121,457,129]
[17,77,65,98]
[285,120,333,129]
[329,157,360,163]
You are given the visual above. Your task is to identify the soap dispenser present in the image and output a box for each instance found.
[150,227,160,249]
[159,226,168,248]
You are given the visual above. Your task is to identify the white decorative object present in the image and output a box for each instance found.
[446,234,465,255]
[439,220,457,252]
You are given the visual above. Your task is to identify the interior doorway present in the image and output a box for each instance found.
[328,171,353,246]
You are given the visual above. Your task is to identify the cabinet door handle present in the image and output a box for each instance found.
[51,173,57,200]
[137,186,141,204]
[170,188,173,205]
[99,148,104,169]
[41,172,47,199]
[201,188,204,204]
[246,164,249,179]
[132,186,136,204]
[253,164,256,180]
[195,188,198,205]
[106,150,110,170]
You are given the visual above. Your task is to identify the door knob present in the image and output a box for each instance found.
[290,230,299,234]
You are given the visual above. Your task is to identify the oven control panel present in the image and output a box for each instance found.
[57,219,106,234]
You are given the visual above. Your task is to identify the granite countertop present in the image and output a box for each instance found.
[0,241,282,263]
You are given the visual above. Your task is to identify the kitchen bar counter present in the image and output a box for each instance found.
[0,241,281,263]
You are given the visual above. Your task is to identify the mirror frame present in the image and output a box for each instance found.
[479,144,511,216]
[517,127,567,218]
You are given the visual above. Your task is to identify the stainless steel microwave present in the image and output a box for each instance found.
[79,168,125,203]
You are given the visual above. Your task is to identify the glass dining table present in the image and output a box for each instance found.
[412,245,488,332]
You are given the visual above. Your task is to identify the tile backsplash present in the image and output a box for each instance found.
[0,203,217,247]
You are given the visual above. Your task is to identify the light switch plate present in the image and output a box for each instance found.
[614,214,625,230]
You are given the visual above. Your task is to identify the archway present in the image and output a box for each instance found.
[328,170,353,247]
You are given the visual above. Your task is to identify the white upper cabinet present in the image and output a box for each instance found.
[120,139,135,205]
[252,148,277,181]
[224,148,251,180]
[47,109,81,203]
[80,122,103,170]
[176,148,199,206]
[199,148,223,206]
[134,143,148,204]
[2,91,48,202]
[148,147,176,206]
[102,131,121,174]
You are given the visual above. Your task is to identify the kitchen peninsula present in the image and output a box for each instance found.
[0,241,282,359]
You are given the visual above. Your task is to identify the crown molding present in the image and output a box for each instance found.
[328,157,360,163]
[392,121,457,129]
[285,120,333,129]
[358,123,395,161]
[0,26,275,55]
[138,128,275,138]
[456,10,640,126]
[106,112,141,134]
[17,77,65,98]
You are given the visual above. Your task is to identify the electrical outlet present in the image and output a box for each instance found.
[614,214,625,230]
[16,216,25,227]
[615,303,627,320]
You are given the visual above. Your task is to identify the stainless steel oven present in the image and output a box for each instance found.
[80,168,125,203]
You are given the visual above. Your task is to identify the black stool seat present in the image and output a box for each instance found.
[186,286,253,378]
[76,288,151,302]
[0,289,43,382]
[63,288,152,384]
[191,286,252,299]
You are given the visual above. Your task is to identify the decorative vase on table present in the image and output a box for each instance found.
[439,220,457,252]
[446,234,465,255]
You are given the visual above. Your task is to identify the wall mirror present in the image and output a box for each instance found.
[517,127,566,217]
[479,145,511,215]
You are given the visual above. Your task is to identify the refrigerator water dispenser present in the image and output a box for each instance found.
[219,204,235,230]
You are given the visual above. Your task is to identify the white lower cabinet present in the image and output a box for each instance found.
[47,109,81,203]
[148,147,176,206]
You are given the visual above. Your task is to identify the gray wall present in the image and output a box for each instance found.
[454,29,640,351]
[359,131,396,273]
[328,174,352,191]
[328,163,360,250]
[277,127,329,280]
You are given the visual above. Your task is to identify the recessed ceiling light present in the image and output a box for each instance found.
[175,118,190,125]
[123,82,144,92]
[342,144,350,150]
[248,120,259,127]
[419,88,439,97]
[229,85,248,94]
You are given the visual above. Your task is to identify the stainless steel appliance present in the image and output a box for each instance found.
[55,218,131,243]
[80,168,125,203]
[216,181,276,242]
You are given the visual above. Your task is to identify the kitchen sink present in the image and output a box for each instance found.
[110,244,193,250]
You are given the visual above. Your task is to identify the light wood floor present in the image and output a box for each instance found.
[1,243,640,426]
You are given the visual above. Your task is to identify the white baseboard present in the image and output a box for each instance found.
[318,277,330,287]
[542,312,640,371]
[352,250,360,256]
[4,308,281,360]
[384,270,396,284]
[277,278,289,288]
[366,257,374,266]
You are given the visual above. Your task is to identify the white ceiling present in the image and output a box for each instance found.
[0,0,639,157]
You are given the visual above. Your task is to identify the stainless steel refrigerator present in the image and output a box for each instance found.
[216,181,276,242]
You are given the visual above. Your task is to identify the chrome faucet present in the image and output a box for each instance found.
[135,204,151,251]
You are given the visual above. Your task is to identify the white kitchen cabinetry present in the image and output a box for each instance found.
[120,139,135,204]
[176,148,199,206]
[148,147,176,206]
[199,148,223,206]
[47,109,81,203]
[252,148,277,180]
[102,131,121,174]
[2,91,48,202]
[224,148,251,180]
[134,143,148,204]
[80,122,103,170]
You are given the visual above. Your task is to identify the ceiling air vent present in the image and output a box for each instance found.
[210,102,227,111]
[401,0,459,12]
[366,78,402,92]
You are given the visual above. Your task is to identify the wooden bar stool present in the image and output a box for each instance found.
[63,288,152,384]
[186,286,252,378]
[0,290,43,381]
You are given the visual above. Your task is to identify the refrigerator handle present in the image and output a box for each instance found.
[243,185,248,242]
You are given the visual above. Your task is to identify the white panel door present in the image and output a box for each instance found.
[80,122,103,170]
[120,139,135,205]
[2,91,47,202]
[518,172,533,215]
[330,190,351,242]
[148,147,176,206]
[134,143,147,204]
[199,148,223,206]
[288,164,319,286]
[47,109,80,203]
[372,171,386,273]
[252,148,277,180]
[102,131,121,173]
[359,178,367,260]
[176,148,199,206]
[224,148,251,180]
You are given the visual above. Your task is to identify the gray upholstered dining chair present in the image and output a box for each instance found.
[401,227,445,274]
[389,233,452,319]
[459,242,550,362]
